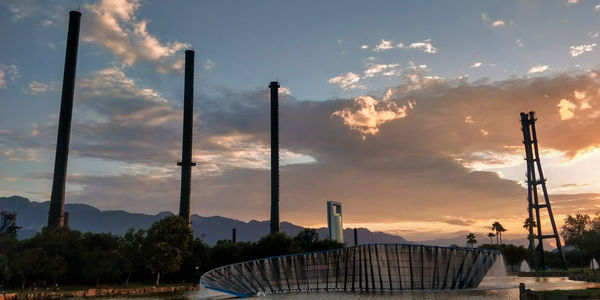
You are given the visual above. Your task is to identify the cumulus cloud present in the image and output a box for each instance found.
[574,90,586,100]
[596,4,600,11]
[332,95,412,138]
[26,81,57,94]
[328,72,364,90]
[527,65,550,75]
[408,39,437,53]
[470,62,483,68]
[492,20,505,27]
[567,0,578,4]
[360,45,369,50]
[373,39,394,52]
[570,44,596,57]
[83,0,189,73]
[557,99,576,120]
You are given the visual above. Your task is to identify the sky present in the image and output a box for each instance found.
[1,0,600,242]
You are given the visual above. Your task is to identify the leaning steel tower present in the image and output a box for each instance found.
[520,111,567,270]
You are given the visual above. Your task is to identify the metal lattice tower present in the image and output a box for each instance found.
[520,111,567,270]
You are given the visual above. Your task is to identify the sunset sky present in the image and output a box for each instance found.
[1,0,600,242]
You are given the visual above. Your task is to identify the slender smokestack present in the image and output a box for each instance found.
[354,228,358,246]
[232,228,237,243]
[48,11,81,228]
[269,81,280,234]
[178,50,195,225]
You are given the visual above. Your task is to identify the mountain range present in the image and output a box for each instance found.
[1,195,545,249]
[1,195,409,245]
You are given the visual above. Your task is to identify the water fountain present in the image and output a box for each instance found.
[200,244,500,297]
[520,260,532,272]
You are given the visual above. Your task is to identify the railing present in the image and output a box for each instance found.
[200,244,500,297]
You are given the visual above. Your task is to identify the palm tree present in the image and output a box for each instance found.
[492,221,500,244]
[523,217,537,231]
[487,232,495,245]
[466,233,477,248]
[496,223,506,245]
[523,217,537,247]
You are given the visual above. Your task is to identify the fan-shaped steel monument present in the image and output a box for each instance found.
[201,244,500,297]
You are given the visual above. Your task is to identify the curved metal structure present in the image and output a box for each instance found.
[200,244,500,297]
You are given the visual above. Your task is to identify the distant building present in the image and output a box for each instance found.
[327,201,343,243]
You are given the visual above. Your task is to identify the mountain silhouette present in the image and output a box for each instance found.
[1,195,408,245]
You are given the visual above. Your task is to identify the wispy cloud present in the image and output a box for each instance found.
[42,19,54,28]
[3,148,40,162]
[527,65,550,75]
[83,0,190,73]
[370,39,434,53]
[364,63,400,77]
[203,59,215,70]
[26,81,57,94]
[78,67,168,103]
[0,64,19,88]
[570,43,596,57]
[408,39,437,53]
[360,45,369,50]
[470,62,483,68]
[5,0,36,20]
[492,20,505,27]
[596,4,600,11]
[328,72,364,90]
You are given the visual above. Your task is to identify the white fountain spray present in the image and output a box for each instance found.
[520,260,532,272]
[591,258,599,271]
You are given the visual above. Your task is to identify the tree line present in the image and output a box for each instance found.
[0,216,342,291]
[471,213,600,270]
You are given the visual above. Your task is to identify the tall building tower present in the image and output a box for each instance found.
[48,11,81,228]
[327,201,343,243]
[269,81,280,233]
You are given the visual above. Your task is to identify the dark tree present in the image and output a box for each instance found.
[561,213,590,250]
[145,215,192,286]
[120,228,146,287]
[81,232,121,286]
[254,232,300,258]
